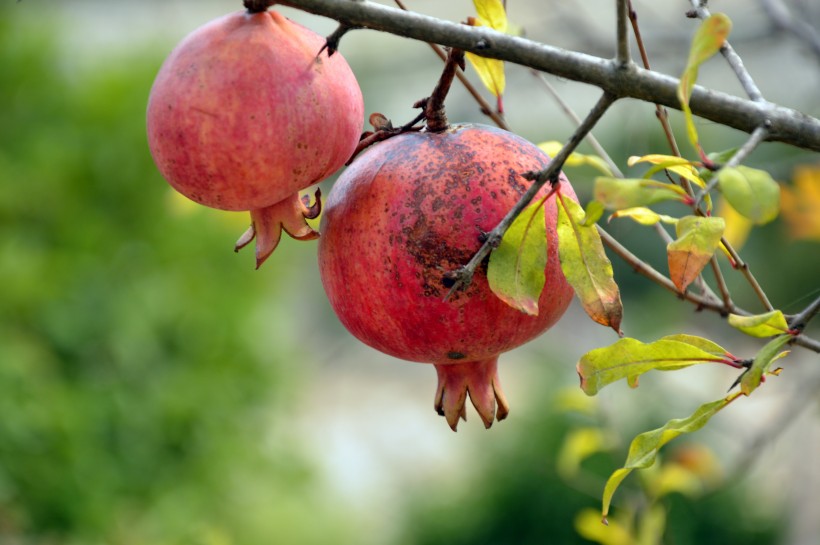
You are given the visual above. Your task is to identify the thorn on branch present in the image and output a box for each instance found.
[320,23,361,56]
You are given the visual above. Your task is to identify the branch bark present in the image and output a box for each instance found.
[275,0,820,151]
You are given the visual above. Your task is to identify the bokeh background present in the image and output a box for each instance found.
[1,1,819,544]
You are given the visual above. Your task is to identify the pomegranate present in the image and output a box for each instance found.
[146,7,364,267]
[318,123,576,430]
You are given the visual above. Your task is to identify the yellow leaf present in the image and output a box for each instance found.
[540,141,613,175]
[467,1,508,103]
[716,196,752,249]
[473,0,508,32]
[575,508,633,545]
[465,53,505,98]
[781,164,820,241]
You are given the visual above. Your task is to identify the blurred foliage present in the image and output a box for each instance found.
[398,382,782,545]
[0,9,356,545]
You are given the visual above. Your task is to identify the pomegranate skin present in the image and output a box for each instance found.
[318,123,576,429]
[147,10,363,211]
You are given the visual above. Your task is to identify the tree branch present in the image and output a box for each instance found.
[275,0,820,151]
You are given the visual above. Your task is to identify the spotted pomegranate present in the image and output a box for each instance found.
[318,123,576,430]
[147,8,363,267]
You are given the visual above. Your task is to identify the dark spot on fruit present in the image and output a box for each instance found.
[447,351,466,360]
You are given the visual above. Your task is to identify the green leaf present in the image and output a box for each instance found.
[556,191,623,333]
[609,207,678,226]
[717,166,780,225]
[488,201,547,315]
[728,310,790,338]
[740,334,792,395]
[593,177,687,210]
[583,200,606,226]
[576,336,730,396]
[601,393,740,519]
[677,13,732,150]
[667,215,725,292]
[540,141,614,176]
[659,334,731,359]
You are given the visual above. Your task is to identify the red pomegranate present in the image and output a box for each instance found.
[318,123,576,430]
[146,8,363,267]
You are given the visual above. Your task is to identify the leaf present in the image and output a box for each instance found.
[781,164,820,241]
[473,0,508,32]
[659,333,732,359]
[594,177,687,210]
[717,166,780,225]
[576,336,730,396]
[667,215,725,292]
[488,202,547,315]
[739,334,792,395]
[677,13,732,150]
[628,154,695,168]
[601,393,740,519]
[557,427,614,479]
[465,53,505,98]
[609,207,678,226]
[466,0,508,101]
[728,310,790,338]
[628,154,711,210]
[540,141,613,176]
[583,200,606,226]
[575,508,633,545]
[716,196,752,249]
[556,192,623,333]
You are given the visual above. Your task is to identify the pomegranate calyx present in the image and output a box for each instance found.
[434,357,510,432]
[236,189,322,269]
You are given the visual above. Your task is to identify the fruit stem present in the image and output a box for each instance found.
[424,48,465,133]
[243,0,275,13]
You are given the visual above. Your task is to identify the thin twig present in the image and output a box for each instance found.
[709,256,734,312]
[615,0,632,65]
[759,0,820,62]
[627,0,684,162]
[789,295,820,332]
[722,242,775,312]
[529,71,623,177]
[695,122,771,205]
[443,92,618,297]
[393,0,509,130]
[597,228,820,352]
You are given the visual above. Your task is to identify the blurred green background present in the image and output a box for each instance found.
[1,1,818,544]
